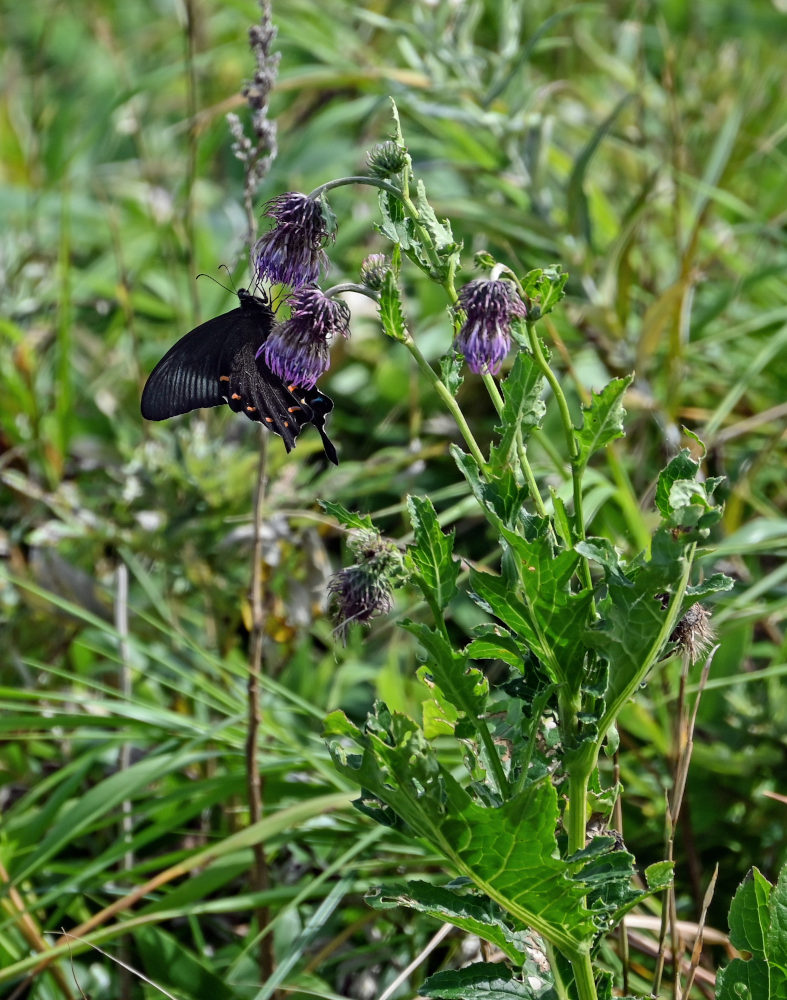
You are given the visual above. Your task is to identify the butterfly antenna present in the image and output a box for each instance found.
[196,270,235,296]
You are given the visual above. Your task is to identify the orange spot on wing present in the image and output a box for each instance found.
[219,375,230,382]
[265,417,273,423]
[231,393,241,400]
[288,406,301,413]
[246,405,257,412]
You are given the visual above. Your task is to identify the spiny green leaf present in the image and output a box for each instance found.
[498,526,595,690]
[715,865,787,1000]
[367,880,527,964]
[377,188,413,248]
[319,500,374,531]
[326,703,596,954]
[440,352,464,396]
[422,962,554,999]
[466,625,526,669]
[378,271,407,342]
[489,352,546,470]
[452,446,531,529]
[576,376,631,471]
[585,528,696,733]
[406,495,459,613]
[414,178,456,251]
[403,621,488,730]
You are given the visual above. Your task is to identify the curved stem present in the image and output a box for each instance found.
[405,337,487,469]
[308,175,402,200]
[325,282,379,300]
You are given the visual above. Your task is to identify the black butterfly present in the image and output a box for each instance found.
[141,289,338,464]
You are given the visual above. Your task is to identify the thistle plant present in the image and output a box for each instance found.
[251,104,734,1000]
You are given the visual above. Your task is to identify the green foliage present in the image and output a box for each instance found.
[1,0,785,996]
[716,865,787,1000]
[326,704,597,956]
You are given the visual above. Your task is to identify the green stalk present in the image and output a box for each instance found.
[482,372,548,517]
[405,337,487,469]
[569,948,598,1000]
[526,322,593,593]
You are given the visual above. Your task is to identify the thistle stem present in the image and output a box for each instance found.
[526,322,593,593]
[481,372,547,517]
[405,337,487,469]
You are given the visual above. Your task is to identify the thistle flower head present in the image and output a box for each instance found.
[367,140,408,178]
[360,254,390,291]
[258,286,350,389]
[328,530,404,642]
[453,278,527,375]
[252,192,332,289]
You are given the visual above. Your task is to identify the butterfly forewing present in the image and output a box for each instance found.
[141,298,272,421]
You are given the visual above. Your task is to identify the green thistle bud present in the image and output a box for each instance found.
[367,140,408,179]
[360,254,390,291]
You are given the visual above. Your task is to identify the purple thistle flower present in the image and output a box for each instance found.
[259,287,350,388]
[453,278,527,375]
[252,192,332,289]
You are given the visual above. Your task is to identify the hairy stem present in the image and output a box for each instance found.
[405,336,487,469]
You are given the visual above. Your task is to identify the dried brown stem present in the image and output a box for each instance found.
[246,428,275,982]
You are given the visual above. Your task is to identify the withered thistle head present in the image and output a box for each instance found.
[328,530,403,642]
[670,603,715,662]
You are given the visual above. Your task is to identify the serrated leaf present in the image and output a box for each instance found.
[406,495,459,613]
[326,703,596,955]
[576,376,631,471]
[655,450,699,517]
[367,881,527,964]
[452,447,530,529]
[576,538,631,588]
[716,865,787,1000]
[414,178,456,251]
[422,962,554,1000]
[377,188,413,248]
[440,352,464,396]
[378,271,407,342]
[319,500,374,531]
[489,352,546,470]
[490,526,594,690]
[645,861,674,892]
[466,625,526,669]
[403,621,488,727]
[586,528,695,733]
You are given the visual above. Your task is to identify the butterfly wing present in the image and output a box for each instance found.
[141,291,338,463]
[292,387,338,465]
[140,296,273,421]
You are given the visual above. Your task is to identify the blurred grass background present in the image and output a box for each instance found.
[1,0,786,996]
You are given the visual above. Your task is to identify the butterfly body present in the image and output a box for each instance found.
[141,290,338,464]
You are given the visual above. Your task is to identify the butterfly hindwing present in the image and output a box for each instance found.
[140,290,338,463]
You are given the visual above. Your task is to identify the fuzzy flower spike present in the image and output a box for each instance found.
[252,192,332,289]
[454,278,527,375]
[259,286,351,389]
